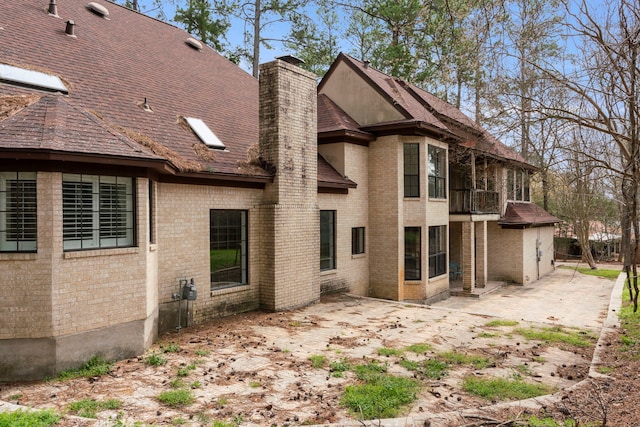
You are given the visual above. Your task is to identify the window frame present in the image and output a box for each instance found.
[429,225,447,278]
[428,145,446,199]
[404,227,421,281]
[0,172,37,252]
[351,226,365,255]
[210,209,248,291]
[403,143,420,198]
[62,174,135,251]
[320,210,336,271]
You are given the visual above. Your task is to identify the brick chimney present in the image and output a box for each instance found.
[258,58,320,311]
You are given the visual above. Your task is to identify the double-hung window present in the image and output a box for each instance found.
[404,227,421,280]
[210,210,248,290]
[62,174,135,250]
[404,144,420,198]
[429,225,447,278]
[0,172,37,252]
[320,210,336,271]
[428,145,446,199]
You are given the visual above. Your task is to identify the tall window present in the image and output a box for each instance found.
[428,145,446,199]
[0,172,37,252]
[404,144,420,197]
[62,174,134,250]
[320,210,336,271]
[429,225,447,278]
[352,227,365,255]
[404,227,421,280]
[210,210,247,290]
[507,169,515,200]
[506,169,530,202]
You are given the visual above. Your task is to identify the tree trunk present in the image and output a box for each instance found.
[252,0,261,79]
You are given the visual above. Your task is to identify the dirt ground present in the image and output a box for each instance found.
[0,292,611,427]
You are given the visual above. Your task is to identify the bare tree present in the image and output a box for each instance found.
[539,0,640,310]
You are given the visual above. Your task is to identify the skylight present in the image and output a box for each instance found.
[185,117,225,149]
[0,64,68,94]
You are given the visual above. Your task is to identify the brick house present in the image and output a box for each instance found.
[0,1,557,380]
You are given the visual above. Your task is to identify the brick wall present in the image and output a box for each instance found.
[487,221,524,283]
[258,59,320,311]
[318,143,370,296]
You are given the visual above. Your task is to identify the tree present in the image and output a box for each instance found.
[540,0,640,310]
[285,1,341,76]
[174,0,233,52]
[235,0,308,78]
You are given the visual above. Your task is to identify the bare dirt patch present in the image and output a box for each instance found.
[0,294,600,426]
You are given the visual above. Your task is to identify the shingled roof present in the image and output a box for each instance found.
[0,0,267,181]
[498,202,560,228]
[319,53,531,168]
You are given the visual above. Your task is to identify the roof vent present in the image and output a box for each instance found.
[87,2,109,18]
[65,20,76,37]
[186,37,203,51]
[48,0,59,17]
[277,55,304,67]
[141,97,153,112]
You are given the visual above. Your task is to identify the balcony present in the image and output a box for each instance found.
[450,189,500,214]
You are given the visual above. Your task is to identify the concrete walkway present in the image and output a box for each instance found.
[432,265,618,329]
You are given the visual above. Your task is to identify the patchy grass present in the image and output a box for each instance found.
[68,398,122,418]
[462,376,554,401]
[377,347,404,357]
[421,359,449,379]
[308,354,327,368]
[340,373,420,420]
[477,331,498,338]
[157,389,195,407]
[619,286,640,357]
[437,351,494,369]
[515,326,596,348]
[559,265,621,280]
[0,409,60,427]
[194,349,210,357]
[145,351,167,366]
[160,342,181,353]
[176,364,196,377]
[352,361,388,381]
[329,358,351,377]
[485,319,520,327]
[405,343,432,353]
[57,355,112,381]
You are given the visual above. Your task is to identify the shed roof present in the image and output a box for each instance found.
[498,202,560,228]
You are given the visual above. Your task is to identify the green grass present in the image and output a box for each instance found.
[211,249,240,272]
[437,351,493,369]
[329,358,351,377]
[377,347,404,357]
[462,376,554,400]
[195,349,210,357]
[68,398,122,418]
[399,359,420,371]
[559,265,621,280]
[160,342,181,353]
[340,374,420,420]
[157,389,195,407]
[515,326,596,347]
[352,361,388,381]
[421,359,449,379]
[145,351,167,366]
[619,285,640,354]
[523,416,578,426]
[177,364,196,377]
[57,355,112,381]
[485,319,520,327]
[477,332,498,338]
[0,410,60,427]
[405,343,432,353]
[308,354,327,368]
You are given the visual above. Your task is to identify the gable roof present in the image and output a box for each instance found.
[317,94,374,145]
[319,53,531,168]
[0,0,268,181]
[498,202,560,228]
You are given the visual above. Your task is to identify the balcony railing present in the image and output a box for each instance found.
[449,189,500,214]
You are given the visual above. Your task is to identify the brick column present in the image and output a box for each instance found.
[475,221,487,288]
[258,59,320,311]
[462,221,475,292]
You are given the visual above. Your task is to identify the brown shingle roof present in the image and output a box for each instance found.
[0,94,164,161]
[499,202,560,227]
[328,54,530,167]
[317,154,356,189]
[0,0,268,179]
[317,94,374,145]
